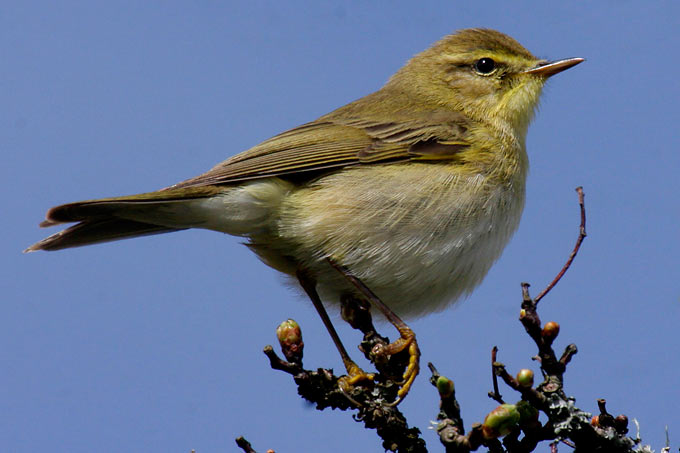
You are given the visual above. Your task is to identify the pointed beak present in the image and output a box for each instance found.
[523,57,584,77]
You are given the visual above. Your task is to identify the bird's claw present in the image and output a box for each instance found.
[373,326,420,405]
[337,360,375,406]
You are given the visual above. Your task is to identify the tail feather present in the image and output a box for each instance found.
[42,186,222,225]
[25,218,182,252]
[26,186,222,252]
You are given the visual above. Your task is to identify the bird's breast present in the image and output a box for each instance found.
[271,159,526,317]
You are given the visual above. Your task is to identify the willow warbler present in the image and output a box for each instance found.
[27,29,582,396]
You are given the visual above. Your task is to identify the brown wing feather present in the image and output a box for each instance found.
[168,104,472,189]
[169,122,372,188]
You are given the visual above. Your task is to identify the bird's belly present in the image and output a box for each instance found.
[266,164,525,318]
[312,198,521,317]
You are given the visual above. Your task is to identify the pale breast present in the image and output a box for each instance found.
[276,161,526,318]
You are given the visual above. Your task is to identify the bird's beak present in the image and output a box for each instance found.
[524,57,584,77]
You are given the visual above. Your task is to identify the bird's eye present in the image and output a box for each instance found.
[474,58,496,75]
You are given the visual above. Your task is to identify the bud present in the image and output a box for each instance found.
[519,308,526,319]
[516,369,534,388]
[541,321,560,341]
[482,404,520,439]
[590,415,600,427]
[436,375,455,398]
[276,319,304,363]
[614,414,629,434]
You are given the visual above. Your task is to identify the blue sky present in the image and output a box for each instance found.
[3,2,679,451]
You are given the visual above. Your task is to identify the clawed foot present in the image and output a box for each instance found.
[334,269,421,406]
[337,359,375,404]
[338,336,419,406]
[372,325,419,405]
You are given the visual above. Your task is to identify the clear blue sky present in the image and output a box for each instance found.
[3,2,679,451]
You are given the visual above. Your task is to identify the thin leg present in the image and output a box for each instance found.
[328,259,420,405]
[296,269,352,365]
[295,269,374,395]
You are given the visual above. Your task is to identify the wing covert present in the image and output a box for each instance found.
[169,109,471,189]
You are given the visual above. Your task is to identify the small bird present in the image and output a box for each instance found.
[27,29,582,401]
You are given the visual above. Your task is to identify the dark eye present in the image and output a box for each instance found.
[474,57,496,74]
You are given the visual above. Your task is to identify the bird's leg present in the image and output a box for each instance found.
[329,259,420,405]
[295,269,374,398]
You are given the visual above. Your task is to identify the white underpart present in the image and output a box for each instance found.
[175,179,294,235]
[279,163,525,318]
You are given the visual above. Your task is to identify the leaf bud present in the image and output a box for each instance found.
[482,404,520,439]
[436,375,455,398]
[276,319,304,363]
[614,414,629,434]
[541,321,560,341]
[516,369,534,388]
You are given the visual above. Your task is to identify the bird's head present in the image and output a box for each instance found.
[389,28,583,137]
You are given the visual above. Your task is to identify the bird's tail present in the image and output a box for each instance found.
[25,186,224,252]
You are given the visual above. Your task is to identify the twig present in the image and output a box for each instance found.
[534,187,587,304]
[235,436,257,453]
[488,346,504,404]
[263,345,302,374]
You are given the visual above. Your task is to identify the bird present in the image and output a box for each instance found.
[26,28,583,402]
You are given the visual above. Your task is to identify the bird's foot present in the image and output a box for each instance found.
[337,359,375,405]
[372,324,419,405]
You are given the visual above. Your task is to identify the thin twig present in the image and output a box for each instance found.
[534,186,587,304]
[489,346,504,403]
[235,436,257,453]
[561,439,575,448]
[263,345,302,375]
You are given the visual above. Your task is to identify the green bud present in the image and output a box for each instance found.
[436,375,455,398]
[482,404,520,438]
[277,319,302,344]
[276,319,304,363]
[516,368,534,388]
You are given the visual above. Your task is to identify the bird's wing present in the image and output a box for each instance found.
[169,110,471,189]
[26,111,471,251]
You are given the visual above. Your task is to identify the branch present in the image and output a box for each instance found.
[261,318,427,452]
[534,186,587,304]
